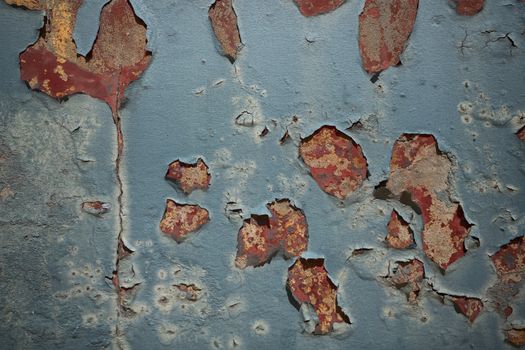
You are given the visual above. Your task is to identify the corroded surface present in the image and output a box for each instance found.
[386,259,425,303]
[15,0,151,114]
[5,0,42,9]
[299,126,368,199]
[517,126,525,142]
[455,0,484,16]
[165,158,211,194]
[386,134,472,270]
[81,201,111,216]
[209,0,241,63]
[287,258,350,335]
[450,296,483,323]
[386,209,414,249]
[159,199,209,243]
[491,236,525,284]
[235,199,308,268]
[506,328,525,347]
[293,0,345,17]
[359,0,419,73]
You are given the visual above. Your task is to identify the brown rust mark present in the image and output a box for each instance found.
[299,126,368,200]
[386,259,425,303]
[174,283,202,302]
[287,258,350,335]
[517,126,525,142]
[450,296,483,322]
[455,0,484,16]
[358,0,419,73]
[5,0,43,9]
[293,0,345,17]
[81,201,111,215]
[386,134,472,270]
[159,199,210,243]
[235,199,308,268]
[165,158,211,194]
[209,0,242,63]
[506,328,525,347]
[386,209,414,249]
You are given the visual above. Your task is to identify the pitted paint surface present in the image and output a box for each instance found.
[1,0,525,349]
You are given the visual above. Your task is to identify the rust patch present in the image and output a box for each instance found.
[517,126,525,142]
[455,0,484,16]
[386,209,415,249]
[287,258,350,335]
[506,328,525,347]
[81,201,111,215]
[174,283,202,302]
[450,296,483,322]
[14,0,151,115]
[5,0,43,9]
[165,158,211,194]
[209,0,242,63]
[386,259,425,303]
[235,199,308,268]
[299,126,368,200]
[358,0,419,73]
[159,199,210,243]
[293,0,345,17]
[386,134,472,270]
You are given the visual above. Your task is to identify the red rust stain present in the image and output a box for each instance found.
[506,328,525,347]
[386,209,414,249]
[165,158,211,194]
[159,199,210,243]
[386,134,472,270]
[293,0,345,17]
[235,199,308,268]
[517,126,525,142]
[491,236,525,285]
[450,296,483,322]
[14,0,151,115]
[299,126,368,200]
[455,0,484,16]
[387,259,425,303]
[81,201,111,215]
[287,258,350,335]
[209,0,242,63]
[358,0,419,73]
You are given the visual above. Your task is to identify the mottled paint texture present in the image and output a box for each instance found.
[386,209,414,249]
[287,258,350,334]
[299,126,368,199]
[165,158,211,194]
[293,0,345,17]
[235,199,308,268]
[358,0,419,73]
[386,134,472,270]
[209,0,242,63]
[159,199,210,243]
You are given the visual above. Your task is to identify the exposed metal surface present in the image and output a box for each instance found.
[1,0,525,349]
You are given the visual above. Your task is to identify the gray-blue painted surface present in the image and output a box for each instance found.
[1,0,524,349]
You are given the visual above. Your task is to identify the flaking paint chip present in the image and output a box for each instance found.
[299,125,368,200]
[235,199,308,268]
[287,258,350,335]
[386,209,415,249]
[387,259,425,303]
[209,0,242,63]
[358,0,419,74]
[165,158,211,194]
[293,0,345,17]
[386,134,472,270]
[159,199,209,243]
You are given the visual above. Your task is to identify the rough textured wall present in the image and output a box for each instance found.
[1,0,524,349]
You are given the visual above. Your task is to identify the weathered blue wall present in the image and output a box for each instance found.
[1,0,524,349]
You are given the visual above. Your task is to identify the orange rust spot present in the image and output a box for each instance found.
[81,201,111,215]
[5,0,43,10]
[455,0,484,16]
[358,0,419,73]
[209,0,242,63]
[235,199,308,268]
[159,199,209,243]
[287,258,350,335]
[165,158,211,194]
[387,259,425,303]
[12,0,151,115]
[293,0,345,17]
[386,134,472,270]
[506,328,525,347]
[299,126,368,200]
[386,209,414,249]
